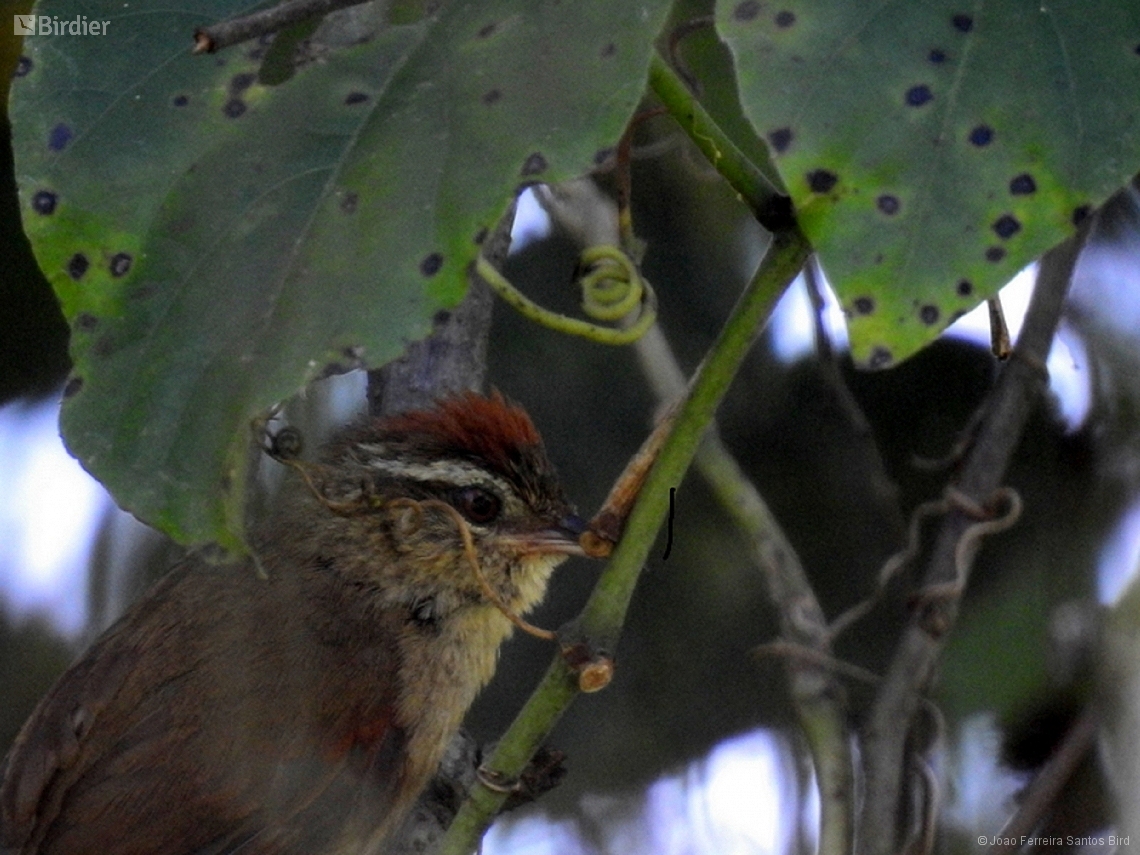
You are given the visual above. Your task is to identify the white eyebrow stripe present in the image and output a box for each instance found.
[354,445,517,497]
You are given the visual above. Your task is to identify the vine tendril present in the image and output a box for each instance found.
[475,246,656,346]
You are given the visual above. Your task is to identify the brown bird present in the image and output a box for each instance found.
[0,392,584,854]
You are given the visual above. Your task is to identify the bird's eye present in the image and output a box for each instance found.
[452,487,502,524]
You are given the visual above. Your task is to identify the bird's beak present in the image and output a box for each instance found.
[503,514,589,557]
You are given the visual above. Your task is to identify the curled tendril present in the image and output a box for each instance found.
[476,246,656,345]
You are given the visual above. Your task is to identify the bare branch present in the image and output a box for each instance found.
[859,221,1092,855]
[192,0,376,54]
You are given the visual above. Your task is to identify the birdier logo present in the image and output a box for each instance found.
[14,15,110,36]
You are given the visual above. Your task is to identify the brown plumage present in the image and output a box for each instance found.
[1,392,583,855]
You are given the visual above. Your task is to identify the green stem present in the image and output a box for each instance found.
[647,51,789,228]
[438,225,810,855]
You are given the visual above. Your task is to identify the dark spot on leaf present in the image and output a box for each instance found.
[474,227,488,244]
[874,253,884,264]
[919,304,940,325]
[109,252,133,277]
[31,190,57,215]
[14,56,33,77]
[92,334,115,358]
[1072,204,1092,226]
[75,313,98,333]
[223,99,246,119]
[992,214,1021,239]
[853,296,875,315]
[477,21,498,38]
[433,310,452,325]
[67,253,89,281]
[482,88,501,105]
[521,152,548,176]
[63,376,83,398]
[928,48,947,64]
[877,194,901,215]
[420,253,444,277]
[905,85,933,107]
[344,91,369,105]
[775,10,795,27]
[600,42,617,58]
[968,125,994,146]
[869,347,894,369]
[48,123,73,152]
[172,94,189,107]
[733,0,761,21]
[807,169,838,193]
[956,279,973,296]
[594,147,614,165]
[985,246,1006,263]
[1009,173,1036,195]
[222,99,247,119]
[230,72,256,94]
[340,191,358,214]
[952,14,973,32]
[767,127,793,153]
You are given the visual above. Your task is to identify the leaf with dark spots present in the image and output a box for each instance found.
[12,0,672,547]
[719,1,1140,367]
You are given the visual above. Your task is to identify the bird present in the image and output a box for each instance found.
[0,391,585,855]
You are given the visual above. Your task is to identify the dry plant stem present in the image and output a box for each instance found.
[858,224,1090,855]
[987,706,1098,855]
[192,0,374,53]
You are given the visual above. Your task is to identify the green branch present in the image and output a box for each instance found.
[646,51,790,229]
[439,225,810,855]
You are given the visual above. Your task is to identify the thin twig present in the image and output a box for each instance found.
[987,706,1098,855]
[858,220,1092,855]
[192,0,374,54]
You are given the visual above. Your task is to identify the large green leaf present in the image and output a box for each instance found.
[10,0,670,548]
[719,0,1140,367]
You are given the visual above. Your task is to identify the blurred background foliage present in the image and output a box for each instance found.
[4,4,1140,851]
